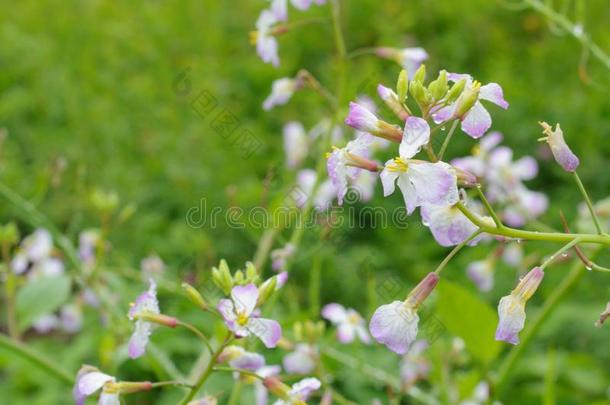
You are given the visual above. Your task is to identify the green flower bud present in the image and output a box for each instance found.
[90,188,119,214]
[256,276,277,307]
[0,222,19,246]
[397,69,409,101]
[181,282,208,310]
[409,81,430,108]
[234,270,245,284]
[212,260,233,294]
[428,70,448,101]
[413,64,426,83]
[446,78,467,104]
[245,261,258,282]
[454,81,481,118]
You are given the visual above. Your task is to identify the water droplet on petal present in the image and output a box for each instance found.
[585,265,593,271]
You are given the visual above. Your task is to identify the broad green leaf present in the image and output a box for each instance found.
[16,275,71,332]
[436,280,501,365]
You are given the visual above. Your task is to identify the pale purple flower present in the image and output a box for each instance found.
[295,169,335,211]
[271,0,288,20]
[219,346,266,371]
[432,73,509,138]
[467,259,494,292]
[380,117,459,214]
[32,314,59,334]
[451,131,503,178]
[60,304,83,333]
[283,121,309,168]
[78,229,100,269]
[344,101,381,133]
[376,47,429,77]
[73,366,117,405]
[127,280,160,359]
[283,343,317,374]
[501,186,548,227]
[290,0,326,10]
[271,244,296,272]
[263,78,298,110]
[399,340,430,387]
[218,284,282,348]
[326,133,376,205]
[22,228,53,262]
[322,303,370,344]
[271,377,321,405]
[495,267,545,345]
[539,122,580,172]
[420,203,482,247]
[370,273,439,354]
[255,10,281,67]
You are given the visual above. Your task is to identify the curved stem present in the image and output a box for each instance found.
[177,321,213,355]
[573,172,604,235]
[438,120,459,160]
[456,202,610,245]
[493,248,602,397]
[539,237,582,270]
[434,230,483,275]
[0,334,73,384]
[475,185,503,228]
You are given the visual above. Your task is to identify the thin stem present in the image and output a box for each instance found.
[151,380,194,389]
[346,46,378,59]
[0,333,73,384]
[434,230,483,275]
[476,185,503,228]
[2,242,19,340]
[298,70,338,108]
[494,248,602,397]
[573,172,604,235]
[456,202,610,245]
[438,120,459,160]
[213,367,264,381]
[177,321,213,355]
[539,238,582,270]
[178,332,233,405]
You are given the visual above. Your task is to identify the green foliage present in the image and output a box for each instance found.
[16,275,71,332]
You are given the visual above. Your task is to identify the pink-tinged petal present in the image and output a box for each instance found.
[420,204,479,247]
[480,131,504,152]
[495,295,525,345]
[467,260,494,292]
[512,156,538,180]
[257,35,280,68]
[356,324,372,344]
[232,284,259,316]
[479,83,509,109]
[271,0,288,21]
[230,351,266,371]
[128,321,153,359]
[461,102,492,139]
[400,117,430,159]
[289,377,322,400]
[369,301,419,355]
[344,102,378,133]
[431,104,456,124]
[290,0,312,10]
[380,161,399,197]
[451,156,485,178]
[99,392,120,405]
[248,317,281,348]
[396,174,419,215]
[283,344,316,374]
[257,365,281,378]
[542,123,580,172]
[217,299,237,331]
[399,48,429,77]
[336,323,356,343]
[446,72,473,83]
[255,382,269,405]
[409,161,459,207]
[321,303,348,323]
[77,371,114,397]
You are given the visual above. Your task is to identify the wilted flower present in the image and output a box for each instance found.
[375,47,429,77]
[263,78,299,110]
[283,343,317,374]
[495,267,545,345]
[432,73,509,138]
[326,133,379,205]
[264,376,321,405]
[539,122,579,172]
[595,302,610,327]
[399,340,430,388]
[369,272,440,354]
[127,280,176,359]
[321,303,370,344]
[218,284,282,348]
[283,122,309,169]
[380,117,458,215]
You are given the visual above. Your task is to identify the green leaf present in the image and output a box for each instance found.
[16,275,71,332]
[436,280,501,365]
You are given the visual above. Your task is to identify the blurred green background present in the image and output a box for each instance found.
[0,0,609,404]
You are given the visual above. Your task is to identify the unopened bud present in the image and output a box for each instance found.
[181,283,208,310]
[212,260,234,294]
[245,261,258,281]
[428,70,448,101]
[257,276,277,306]
[409,81,430,107]
[397,69,409,101]
[453,81,481,118]
[234,270,245,284]
[413,64,426,83]
[378,84,409,121]
[446,78,467,104]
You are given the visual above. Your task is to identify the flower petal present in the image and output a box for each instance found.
[289,377,322,400]
[248,317,282,348]
[495,295,525,345]
[408,161,459,207]
[230,351,266,371]
[321,303,348,323]
[336,323,355,343]
[420,204,479,247]
[461,101,492,139]
[380,161,399,197]
[369,301,419,355]
[479,83,509,109]
[78,371,114,396]
[232,284,259,316]
[399,117,430,159]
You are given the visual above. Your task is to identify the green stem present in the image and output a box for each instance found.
[213,367,264,381]
[475,185,503,228]
[456,202,610,245]
[177,321,213,355]
[434,230,483,275]
[227,379,243,405]
[150,380,194,389]
[178,332,232,405]
[438,120,459,160]
[309,254,322,317]
[494,249,600,397]
[539,237,582,270]
[2,242,19,340]
[0,333,73,384]
[573,172,604,235]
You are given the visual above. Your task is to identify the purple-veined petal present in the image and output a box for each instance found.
[399,117,430,159]
[409,161,459,207]
[128,320,153,359]
[396,174,419,215]
[232,284,259,316]
[461,101,492,139]
[344,102,379,133]
[247,317,281,348]
[479,83,509,109]
[369,301,419,355]
[431,104,455,124]
[230,351,266,371]
[420,204,479,247]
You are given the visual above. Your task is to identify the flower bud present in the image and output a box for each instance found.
[453,166,478,187]
[397,69,409,101]
[409,81,430,108]
[345,102,403,142]
[538,122,580,172]
[256,276,277,306]
[412,64,426,83]
[181,283,208,310]
[428,70,448,101]
[405,272,440,309]
[445,78,467,104]
[453,81,481,119]
[513,266,544,301]
[377,84,409,121]
[245,261,259,282]
[212,261,233,295]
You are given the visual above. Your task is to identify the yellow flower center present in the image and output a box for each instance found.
[387,157,408,172]
[249,31,259,45]
[237,312,249,326]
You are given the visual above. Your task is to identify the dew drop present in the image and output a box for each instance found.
[585,265,593,271]
[441,126,446,131]
[561,253,568,258]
